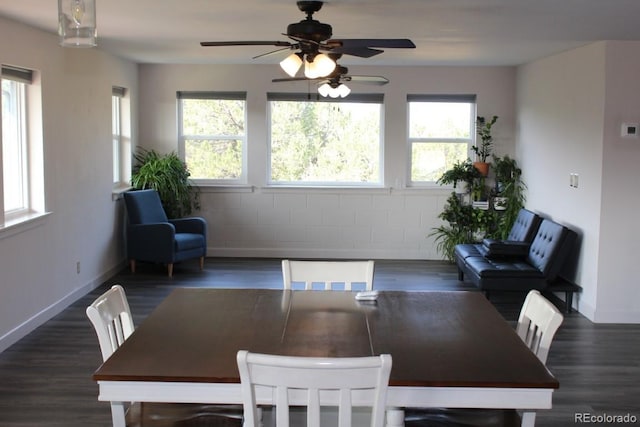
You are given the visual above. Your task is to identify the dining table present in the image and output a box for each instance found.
[92,288,559,427]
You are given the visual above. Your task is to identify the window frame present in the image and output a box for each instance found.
[267,92,385,188]
[407,94,477,187]
[1,65,45,229]
[177,91,247,186]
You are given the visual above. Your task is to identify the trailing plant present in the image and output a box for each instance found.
[472,115,498,162]
[492,156,526,239]
[131,148,200,218]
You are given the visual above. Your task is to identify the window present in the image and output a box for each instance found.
[408,95,476,185]
[268,93,383,186]
[112,86,131,188]
[177,92,246,184]
[1,65,43,226]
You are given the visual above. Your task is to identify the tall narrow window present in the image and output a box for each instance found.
[407,95,476,185]
[177,91,246,184]
[2,67,30,218]
[112,86,129,188]
[268,93,383,186]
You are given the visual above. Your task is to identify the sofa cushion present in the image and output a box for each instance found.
[175,233,206,251]
[506,209,542,242]
[526,219,571,279]
[464,256,545,279]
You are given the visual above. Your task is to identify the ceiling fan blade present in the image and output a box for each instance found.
[200,41,293,47]
[272,77,318,83]
[328,39,416,49]
[345,75,390,85]
[325,46,384,58]
[253,46,294,59]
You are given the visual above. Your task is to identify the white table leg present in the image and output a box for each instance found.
[386,407,405,427]
[110,402,126,427]
[521,411,537,427]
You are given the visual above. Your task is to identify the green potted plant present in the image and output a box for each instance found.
[130,148,200,218]
[472,115,498,176]
[436,159,480,194]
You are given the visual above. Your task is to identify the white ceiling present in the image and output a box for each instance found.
[2,0,640,67]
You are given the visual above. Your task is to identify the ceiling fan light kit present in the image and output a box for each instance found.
[58,0,97,47]
[201,1,415,97]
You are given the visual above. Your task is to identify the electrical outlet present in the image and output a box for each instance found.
[76,261,81,274]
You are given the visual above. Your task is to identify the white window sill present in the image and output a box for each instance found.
[0,211,51,240]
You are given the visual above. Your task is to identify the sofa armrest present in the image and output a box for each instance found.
[482,239,530,258]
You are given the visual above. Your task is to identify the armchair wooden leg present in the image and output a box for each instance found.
[130,260,136,274]
[167,263,174,277]
[199,256,205,270]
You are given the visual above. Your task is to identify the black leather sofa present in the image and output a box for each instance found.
[456,215,577,296]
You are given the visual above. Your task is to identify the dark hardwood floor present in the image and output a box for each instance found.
[0,258,638,426]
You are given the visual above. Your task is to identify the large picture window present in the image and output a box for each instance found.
[178,91,246,184]
[408,95,476,185]
[268,93,383,186]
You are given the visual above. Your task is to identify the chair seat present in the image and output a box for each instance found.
[175,233,206,251]
[404,408,521,427]
[127,402,243,427]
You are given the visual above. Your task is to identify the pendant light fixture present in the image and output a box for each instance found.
[58,0,97,47]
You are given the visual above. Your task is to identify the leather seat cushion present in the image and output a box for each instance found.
[464,256,545,279]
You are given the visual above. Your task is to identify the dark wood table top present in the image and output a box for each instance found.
[94,289,558,389]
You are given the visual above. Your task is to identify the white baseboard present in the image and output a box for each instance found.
[0,262,125,354]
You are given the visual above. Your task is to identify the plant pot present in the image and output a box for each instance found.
[473,161,490,177]
[493,196,507,211]
[454,183,468,195]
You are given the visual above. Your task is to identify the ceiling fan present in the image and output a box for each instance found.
[200,1,415,79]
[272,60,389,98]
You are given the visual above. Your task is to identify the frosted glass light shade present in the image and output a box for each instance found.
[58,0,97,47]
[304,53,335,78]
[318,83,332,97]
[280,53,303,77]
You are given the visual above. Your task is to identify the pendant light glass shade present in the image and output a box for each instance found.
[58,0,97,47]
[280,53,303,77]
[304,53,336,79]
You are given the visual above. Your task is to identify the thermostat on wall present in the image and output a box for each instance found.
[621,123,639,138]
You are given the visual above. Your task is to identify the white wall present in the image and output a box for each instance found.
[597,41,640,323]
[0,17,138,351]
[138,64,517,259]
[517,41,640,323]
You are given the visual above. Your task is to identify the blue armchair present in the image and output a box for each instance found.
[123,189,207,277]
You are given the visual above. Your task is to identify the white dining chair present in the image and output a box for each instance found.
[237,350,392,427]
[281,260,375,291]
[516,290,564,364]
[86,284,242,427]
